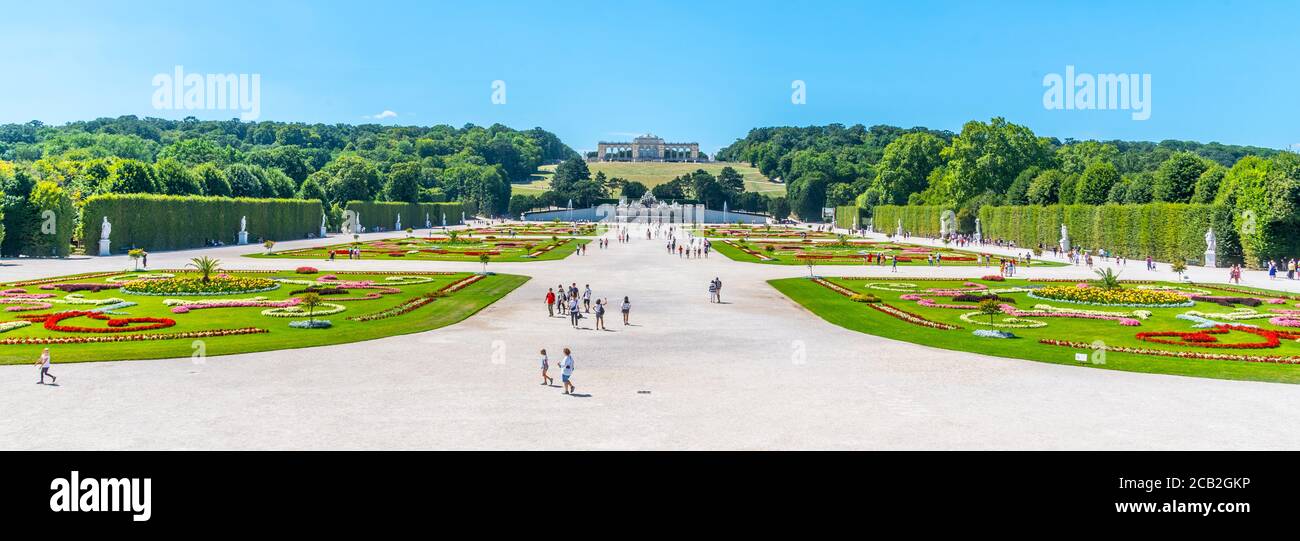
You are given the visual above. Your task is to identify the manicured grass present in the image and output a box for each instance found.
[715,239,1064,267]
[770,276,1300,383]
[517,161,785,195]
[247,235,590,262]
[0,270,528,364]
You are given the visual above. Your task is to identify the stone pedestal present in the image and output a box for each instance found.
[320,226,328,238]
[1205,250,1217,268]
[98,239,111,256]
[238,231,249,245]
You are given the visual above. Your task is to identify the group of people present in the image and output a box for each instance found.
[545,283,630,330]
[708,277,724,303]
[667,236,711,259]
[1267,260,1295,280]
[330,247,364,260]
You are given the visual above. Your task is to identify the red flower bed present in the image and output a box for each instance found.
[981,275,1005,281]
[31,311,177,333]
[296,266,319,274]
[1135,324,1300,350]
[1039,338,1300,365]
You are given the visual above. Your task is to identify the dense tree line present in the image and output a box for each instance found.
[0,116,578,255]
[716,119,1285,223]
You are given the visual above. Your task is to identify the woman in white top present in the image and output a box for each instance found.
[561,348,576,395]
[36,348,56,384]
[621,296,631,326]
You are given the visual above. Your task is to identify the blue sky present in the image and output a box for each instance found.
[3,0,1298,154]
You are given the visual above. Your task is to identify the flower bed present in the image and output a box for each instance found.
[121,276,279,296]
[296,266,319,274]
[289,320,333,329]
[0,321,32,333]
[261,303,346,318]
[24,311,178,333]
[1039,338,1300,364]
[0,327,268,345]
[347,295,437,322]
[1028,286,1192,307]
[1135,325,1300,350]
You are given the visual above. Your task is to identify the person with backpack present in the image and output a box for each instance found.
[621,296,631,326]
[594,298,607,330]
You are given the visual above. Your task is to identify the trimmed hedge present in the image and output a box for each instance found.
[871,205,950,237]
[977,203,1241,265]
[81,194,324,253]
[834,205,866,230]
[343,201,465,232]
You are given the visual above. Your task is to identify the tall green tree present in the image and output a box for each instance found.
[1153,151,1210,202]
[1074,161,1120,204]
[871,132,948,204]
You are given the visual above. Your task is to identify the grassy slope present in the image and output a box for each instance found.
[514,162,785,195]
[0,272,529,364]
[770,277,1300,384]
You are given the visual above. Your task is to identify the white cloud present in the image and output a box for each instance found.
[364,110,398,120]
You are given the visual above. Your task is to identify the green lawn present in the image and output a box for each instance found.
[0,269,527,364]
[715,239,1065,267]
[515,161,785,195]
[248,235,590,262]
[771,276,1300,383]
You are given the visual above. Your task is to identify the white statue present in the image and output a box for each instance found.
[1204,227,1218,268]
[100,216,112,240]
[240,216,247,232]
[395,213,402,230]
[974,218,982,243]
[1058,223,1071,252]
[425,212,431,229]
[320,213,327,228]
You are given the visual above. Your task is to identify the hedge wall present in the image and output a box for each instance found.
[343,201,465,232]
[81,194,324,253]
[871,205,951,237]
[977,203,1241,265]
[834,205,866,230]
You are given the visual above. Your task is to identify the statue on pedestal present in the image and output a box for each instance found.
[98,216,112,256]
[1058,223,1070,252]
[237,215,249,245]
[1204,227,1218,268]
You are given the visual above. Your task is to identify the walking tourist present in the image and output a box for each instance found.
[561,348,576,395]
[621,296,631,325]
[36,347,56,384]
[539,349,553,386]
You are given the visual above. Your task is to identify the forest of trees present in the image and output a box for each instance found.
[716,119,1289,225]
[0,116,580,253]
